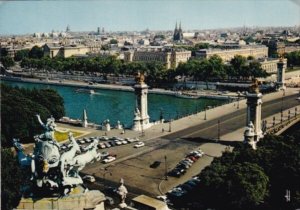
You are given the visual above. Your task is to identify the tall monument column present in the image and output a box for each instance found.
[244,79,263,149]
[82,109,88,128]
[276,57,287,90]
[132,72,151,131]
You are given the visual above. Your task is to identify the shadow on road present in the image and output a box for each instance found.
[181,137,241,147]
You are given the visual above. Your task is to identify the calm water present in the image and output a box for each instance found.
[2,81,227,127]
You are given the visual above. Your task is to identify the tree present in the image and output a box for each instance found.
[1,84,65,146]
[28,46,44,59]
[1,56,15,68]
[109,39,118,44]
[1,148,22,210]
[225,162,269,209]
[15,49,30,61]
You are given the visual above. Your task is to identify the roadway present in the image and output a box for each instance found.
[163,93,299,140]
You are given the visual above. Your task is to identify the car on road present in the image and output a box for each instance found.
[104,142,111,148]
[134,141,145,148]
[150,161,161,168]
[79,139,86,144]
[297,97,300,101]
[102,156,116,163]
[82,175,95,183]
[115,141,122,146]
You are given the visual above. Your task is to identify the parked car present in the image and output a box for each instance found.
[82,175,95,183]
[150,161,161,168]
[102,156,116,163]
[115,141,122,146]
[104,142,111,148]
[134,141,145,148]
[79,139,85,144]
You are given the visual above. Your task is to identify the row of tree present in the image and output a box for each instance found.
[285,50,300,67]
[176,132,300,210]
[1,84,65,147]
[176,54,268,82]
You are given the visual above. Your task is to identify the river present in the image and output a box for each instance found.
[2,81,228,127]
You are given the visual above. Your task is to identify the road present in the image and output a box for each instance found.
[163,94,299,140]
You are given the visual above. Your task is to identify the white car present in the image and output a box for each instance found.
[297,97,300,101]
[82,175,95,183]
[134,141,145,148]
[102,156,116,163]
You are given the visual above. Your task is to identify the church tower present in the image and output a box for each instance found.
[173,22,183,42]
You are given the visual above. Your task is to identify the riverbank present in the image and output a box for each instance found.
[1,75,237,100]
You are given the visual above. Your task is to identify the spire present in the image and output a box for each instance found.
[175,21,178,30]
[179,21,181,30]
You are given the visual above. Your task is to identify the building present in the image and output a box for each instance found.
[124,48,191,69]
[131,195,169,210]
[259,58,287,74]
[44,44,90,58]
[195,45,268,62]
[173,22,183,42]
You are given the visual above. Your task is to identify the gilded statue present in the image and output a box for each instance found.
[249,78,260,94]
[135,72,145,84]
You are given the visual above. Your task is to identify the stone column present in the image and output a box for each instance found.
[276,58,286,90]
[244,81,263,149]
[82,109,88,128]
[132,73,152,131]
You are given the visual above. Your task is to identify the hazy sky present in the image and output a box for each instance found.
[0,0,299,35]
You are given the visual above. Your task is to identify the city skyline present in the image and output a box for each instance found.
[0,0,299,35]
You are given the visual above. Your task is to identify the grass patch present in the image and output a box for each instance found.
[54,130,83,142]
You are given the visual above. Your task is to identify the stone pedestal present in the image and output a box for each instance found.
[16,187,106,210]
[82,109,88,128]
[276,59,286,90]
[245,92,263,149]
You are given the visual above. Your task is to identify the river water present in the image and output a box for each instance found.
[2,81,228,127]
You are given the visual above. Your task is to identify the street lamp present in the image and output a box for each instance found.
[217,120,220,141]
[169,120,172,132]
[237,91,240,109]
[204,104,207,120]
[164,155,168,181]
[281,91,284,123]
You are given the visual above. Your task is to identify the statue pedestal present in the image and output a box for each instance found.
[16,187,106,210]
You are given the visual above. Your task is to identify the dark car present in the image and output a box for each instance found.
[109,141,116,147]
[150,161,161,168]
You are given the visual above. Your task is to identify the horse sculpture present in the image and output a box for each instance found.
[60,132,81,177]
[72,140,100,171]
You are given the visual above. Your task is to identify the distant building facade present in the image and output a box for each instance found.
[44,44,90,58]
[258,58,287,74]
[124,48,191,69]
[195,45,268,62]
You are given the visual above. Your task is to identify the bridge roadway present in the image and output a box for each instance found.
[163,94,299,140]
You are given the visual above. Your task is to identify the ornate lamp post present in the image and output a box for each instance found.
[204,104,207,120]
[237,91,240,109]
[164,155,168,181]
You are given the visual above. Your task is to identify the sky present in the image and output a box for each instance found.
[0,0,299,35]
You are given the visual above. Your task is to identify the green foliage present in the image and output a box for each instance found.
[285,50,300,67]
[15,49,30,61]
[28,45,44,59]
[1,56,15,68]
[1,148,22,210]
[109,39,118,44]
[190,133,300,210]
[154,34,165,40]
[1,84,65,147]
